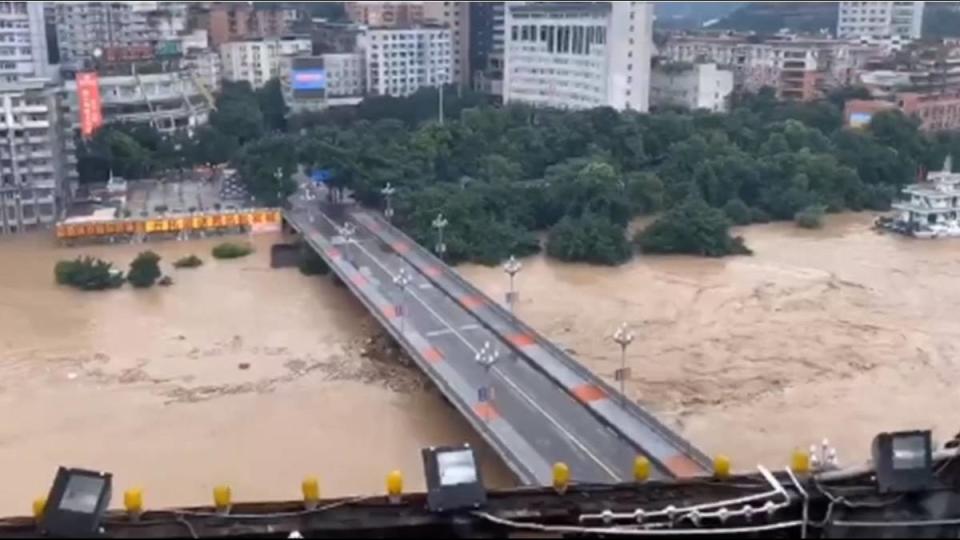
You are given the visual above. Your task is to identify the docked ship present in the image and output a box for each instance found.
[877,156,960,238]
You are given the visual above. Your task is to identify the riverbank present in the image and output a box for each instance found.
[459,213,960,469]
[0,233,512,514]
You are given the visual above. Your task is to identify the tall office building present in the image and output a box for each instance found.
[358,26,452,97]
[836,1,924,40]
[0,79,68,234]
[503,1,654,111]
[0,2,50,82]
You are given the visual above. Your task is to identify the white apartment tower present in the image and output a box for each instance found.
[219,36,312,89]
[358,26,453,97]
[54,1,157,62]
[836,1,925,41]
[0,2,50,82]
[503,1,655,112]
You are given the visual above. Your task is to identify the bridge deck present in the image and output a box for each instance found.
[285,196,709,485]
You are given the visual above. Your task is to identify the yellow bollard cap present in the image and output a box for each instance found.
[791,449,811,475]
[302,476,320,503]
[713,455,732,480]
[213,485,232,509]
[633,456,651,483]
[386,470,403,497]
[32,497,46,521]
[123,488,144,514]
[552,462,570,493]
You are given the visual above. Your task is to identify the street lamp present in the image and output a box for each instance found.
[474,341,500,404]
[381,182,396,221]
[339,221,357,264]
[611,323,635,405]
[393,267,411,335]
[502,255,522,313]
[432,213,448,259]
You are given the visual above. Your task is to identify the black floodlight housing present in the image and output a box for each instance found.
[422,444,487,513]
[872,430,934,494]
[42,467,112,538]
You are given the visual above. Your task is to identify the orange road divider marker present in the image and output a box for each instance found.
[381,305,399,319]
[391,241,409,254]
[460,294,485,309]
[665,455,706,478]
[424,266,441,278]
[350,274,368,287]
[571,384,607,403]
[473,402,500,421]
[507,333,536,348]
[422,347,444,364]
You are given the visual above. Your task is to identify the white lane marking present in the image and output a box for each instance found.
[460,323,480,331]
[318,212,620,481]
[426,328,453,338]
[418,282,434,290]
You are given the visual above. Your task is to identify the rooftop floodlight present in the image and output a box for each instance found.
[872,430,934,494]
[41,467,113,538]
[422,444,486,513]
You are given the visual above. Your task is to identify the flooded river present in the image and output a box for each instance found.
[2,212,959,513]
[0,232,512,515]
[462,213,960,471]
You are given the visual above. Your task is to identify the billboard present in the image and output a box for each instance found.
[291,69,326,91]
[76,72,103,138]
[848,112,872,129]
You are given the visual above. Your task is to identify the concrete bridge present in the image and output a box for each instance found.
[283,193,711,486]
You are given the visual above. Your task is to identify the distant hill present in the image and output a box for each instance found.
[710,2,838,34]
[654,2,747,29]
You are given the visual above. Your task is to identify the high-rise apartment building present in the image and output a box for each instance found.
[0,78,67,234]
[344,2,426,28]
[0,2,50,82]
[423,1,470,86]
[206,2,292,47]
[54,1,157,62]
[358,26,453,97]
[503,1,654,111]
[836,1,924,40]
[220,36,312,89]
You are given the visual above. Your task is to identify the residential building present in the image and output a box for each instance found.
[220,36,312,89]
[650,62,734,112]
[309,20,365,54]
[181,50,222,94]
[423,1,471,86]
[61,69,212,135]
[206,2,292,47]
[0,78,68,234]
[836,1,924,41]
[469,1,506,93]
[660,32,881,101]
[358,26,453,97]
[845,92,960,132]
[0,1,50,82]
[279,53,365,114]
[344,2,426,28]
[54,1,157,62]
[503,1,655,112]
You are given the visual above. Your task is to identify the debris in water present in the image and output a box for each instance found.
[238,363,250,370]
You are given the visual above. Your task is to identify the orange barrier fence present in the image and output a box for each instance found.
[56,209,282,240]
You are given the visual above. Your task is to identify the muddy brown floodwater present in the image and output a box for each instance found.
[460,213,960,471]
[0,232,513,516]
[3,212,959,514]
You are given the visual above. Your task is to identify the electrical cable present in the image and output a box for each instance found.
[831,517,960,528]
[784,467,809,539]
[474,511,805,536]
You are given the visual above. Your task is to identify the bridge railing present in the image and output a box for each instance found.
[284,211,540,485]
[363,212,712,472]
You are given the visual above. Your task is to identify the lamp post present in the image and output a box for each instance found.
[474,341,500,404]
[432,213,448,259]
[393,267,411,335]
[611,323,635,405]
[503,255,522,313]
[339,221,357,264]
[381,182,395,221]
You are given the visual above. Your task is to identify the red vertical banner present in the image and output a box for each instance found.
[76,72,103,138]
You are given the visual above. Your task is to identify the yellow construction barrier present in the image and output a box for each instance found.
[55,209,282,240]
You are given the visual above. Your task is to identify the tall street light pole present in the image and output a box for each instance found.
[475,341,500,405]
[381,182,395,221]
[432,213,448,260]
[612,323,635,405]
[503,255,522,313]
[339,221,357,265]
[393,267,411,335]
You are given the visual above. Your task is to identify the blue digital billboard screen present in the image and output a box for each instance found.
[291,69,326,91]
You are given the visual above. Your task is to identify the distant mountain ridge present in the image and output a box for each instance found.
[708,2,839,34]
[654,2,747,29]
